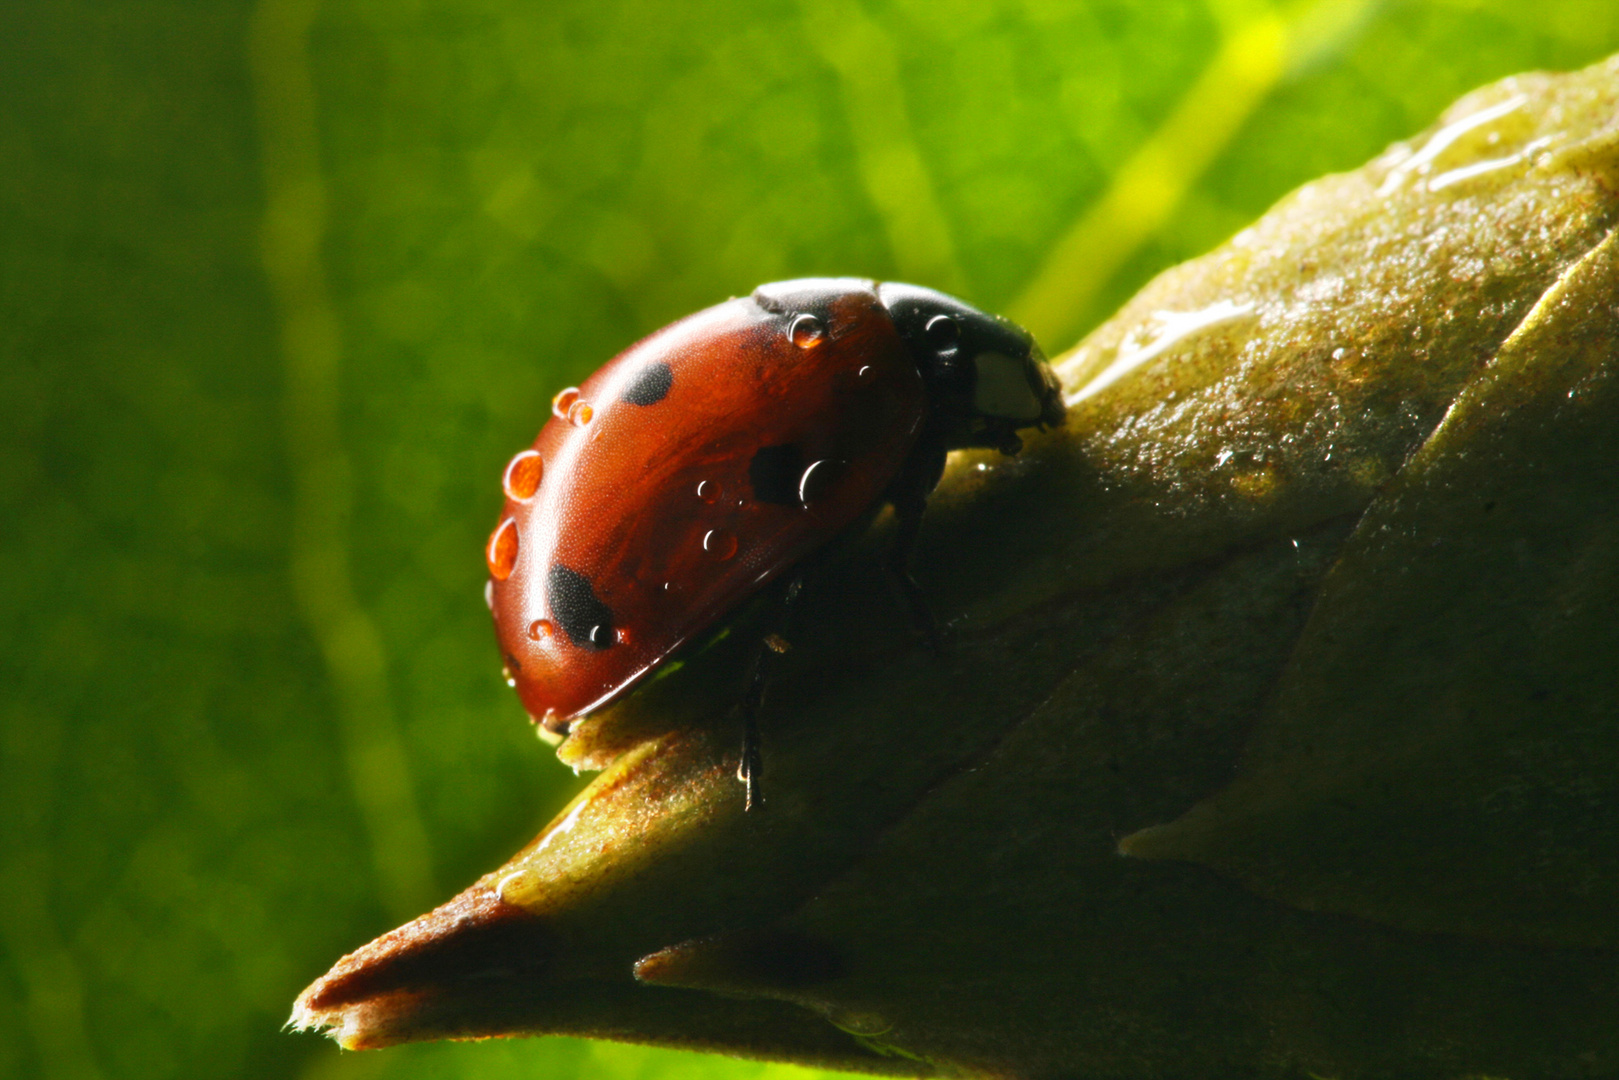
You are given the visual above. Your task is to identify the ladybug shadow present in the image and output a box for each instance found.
[555,502,925,777]
[551,425,1178,823]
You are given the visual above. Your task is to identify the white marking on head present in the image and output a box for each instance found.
[973,351,1043,421]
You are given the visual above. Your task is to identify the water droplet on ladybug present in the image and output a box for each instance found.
[856,364,874,382]
[703,528,738,560]
[798,459,839,507]
[552,386,580,419]
[568,400,594,426]
[696,479,724,504]
[925,313,960,354]
[615,627,631,645]
[503,449,544,501]
[484,579,495,610]
[487,518,519,580]
[788,313,825,348]
[528,618,554,641]
[587,624,613,648]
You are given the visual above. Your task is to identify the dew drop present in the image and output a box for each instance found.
[486,518,519,580]
[587,624,614,648]
[855,364,874,382]
[798,459,839,507]
[702,528,738,560]
[615,627,631,646]
[925,313,960,353]
[528,618,555,641]
[552,387,580,419]
[536,708,570,740]
[503,449,544,501]
[495,870,523,901]
[788,313,825,348]
[568,400,594,426]
[696,479,724,504]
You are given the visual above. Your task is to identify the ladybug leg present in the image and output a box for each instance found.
[736,576,803,811]
[737,650,771,811]
[886,494,942,653]
[885,439,948,652]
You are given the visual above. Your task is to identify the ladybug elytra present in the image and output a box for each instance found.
[486,279,1065,807]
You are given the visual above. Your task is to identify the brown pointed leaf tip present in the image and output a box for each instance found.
[290,882,554,1050]
[299,55,1619,1079]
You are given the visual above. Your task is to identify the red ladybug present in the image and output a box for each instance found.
[486,278,1064,806]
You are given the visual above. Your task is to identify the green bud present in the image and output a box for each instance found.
[295,54,1619,1078]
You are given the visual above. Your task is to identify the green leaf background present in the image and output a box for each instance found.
[4,2,1618,1079]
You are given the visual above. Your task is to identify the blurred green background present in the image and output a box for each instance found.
[4,2,1618,1078]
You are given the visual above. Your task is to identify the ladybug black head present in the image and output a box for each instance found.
[877,282,1066,443]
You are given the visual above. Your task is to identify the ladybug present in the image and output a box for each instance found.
[486,278,1064,808]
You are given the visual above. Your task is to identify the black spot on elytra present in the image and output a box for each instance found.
[620,362,674,406]
[749,444,803,506]
[547,564,615,650]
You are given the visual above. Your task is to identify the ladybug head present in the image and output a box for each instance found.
[877,283,1066,450]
